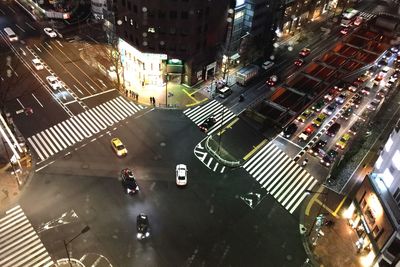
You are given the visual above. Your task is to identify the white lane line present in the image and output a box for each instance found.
[31,93,44,107]
[54,124,73,146]
[8,6,16,14]
[56,40,63,47]
[79,88,117,100]
[25,22,36,30]
[45,42,53,50]
[274,135,303,149]
[73,85,84,95]
[86,81,96,92]
[0,8,5,15]
[16,98,25,109]
[34,44,42,53]
[32,135,50,158]
[15,24,26,33]
[86,109,106,130]
[40,131,59,154]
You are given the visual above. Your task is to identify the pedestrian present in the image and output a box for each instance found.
[149,97,152,104]
[152,97,156,106]
[136,93,139,100]
[125,89,128,96]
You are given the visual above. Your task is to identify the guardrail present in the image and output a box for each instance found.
[204,136,241,168]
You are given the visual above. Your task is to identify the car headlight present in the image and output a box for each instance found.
[137,233,142,239]
[145,232,150,237]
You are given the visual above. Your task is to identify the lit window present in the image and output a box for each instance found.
[375,156,383,169]
[148,28,155,33]
[382,168,394,187]
[393,150,400,170]
[130,19,133,25]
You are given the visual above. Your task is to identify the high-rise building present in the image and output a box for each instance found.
[112,0,230,88]
[345,120,400,266]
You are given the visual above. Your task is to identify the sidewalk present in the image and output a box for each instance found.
[300,185,366,267]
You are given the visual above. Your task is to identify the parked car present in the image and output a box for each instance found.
[367,99,381,111]
[326,122,341,137]
[323,102,338,116]
[299,125,315,141]
[294,58,304,67]
[283,123,298,138]
[351,94,363,108]
[341,107,353,120]
[312,100,326,112]
[44,27,57,38]
[46,76,62,90]
[312,113,327,127]
[320,149,339,167]
[32,58,44,70]
[336,133,351,149]
[308,139,327,156]
[361,87,371,95]
[136,214,150,240]
[297,109,313,123]
[335,93,347,104]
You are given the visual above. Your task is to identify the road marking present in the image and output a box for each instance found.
[79,88,117,100]
[8,6,16,13]
[32,93,44,107]
[276,135,303,149]
[15,24,26,33]
[56,40,63,47]
[34,44,42,52]
[0,8,5,15]
[25,22,36,30]
[73,85,84,95]
[64,100,77,105]
[45,42,53,50]
[86,35,99,44]
[243,139,268,160]
[333,196,347,217]
[16,98,25,108]
[20,48,26,56]
[86,81,96,92]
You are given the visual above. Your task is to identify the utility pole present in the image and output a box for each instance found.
[217,109,224,153]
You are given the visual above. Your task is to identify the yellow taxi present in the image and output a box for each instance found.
[297,109,313,123]
[111,138,127,157]
[312,113,327,127]
[336,133,351,150]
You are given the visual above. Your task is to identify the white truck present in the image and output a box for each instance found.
[236,65,260,86]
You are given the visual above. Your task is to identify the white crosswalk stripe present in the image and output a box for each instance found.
[243,142,318,214]
[0,205,54,267]
[359,11,376,21]
[183,100,236,135]
[28,96,145,162]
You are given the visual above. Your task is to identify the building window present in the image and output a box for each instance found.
[170,10,177,19]
[148,27,155,33]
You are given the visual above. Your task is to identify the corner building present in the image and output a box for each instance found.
[114,0,230,88]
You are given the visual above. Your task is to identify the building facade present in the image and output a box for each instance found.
[92,0,108,19]
[113,0,230,88]
[345,120,400,266]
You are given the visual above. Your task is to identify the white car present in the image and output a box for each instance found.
[44,28,57,38]
[262,60,274,71]
[32,58,44,70]
[46,76,62,90]
[176,164,187,186]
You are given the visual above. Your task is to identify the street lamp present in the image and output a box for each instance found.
[63,225,90,267]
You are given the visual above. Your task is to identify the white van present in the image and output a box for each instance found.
[262,60,274,71]
[218,86,232,99]
[3,27,18,42]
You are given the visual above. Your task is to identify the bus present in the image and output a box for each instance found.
[3,27,18,42]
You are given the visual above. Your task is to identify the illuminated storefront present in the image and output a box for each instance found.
[345,121,400,266]
[118,39,167,90]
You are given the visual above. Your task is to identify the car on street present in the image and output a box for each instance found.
[324,89,337,101]
[32,58,44,70]
[341,107,353,120]
[46,76,62,90]
[348,124,359,135]
[311,100,326,112]
[176,164,188,186]
[299,48,311,57]
[283,123,298,138]
[266,75,278,86]
[335,93,347,104]
[312,113,327,127]
[121,168,139,194]
[377,59,388,68]
[353,16,363,26]
[340,27,350,35]
[297,109,313,123]
[336,133,351,149]
[308,139,327,156]
[351,93,363,108]
[323,102,338,116]
[44,27,57,38]
[391,46,399,53]
[136,214,150,240]
[111,138,127,157]
[262,60,274,71]
[347,85,358,92]
[360,86,371,95]
[320,149,339,167]
[367,99,381,111]
[376,89,386,98]
[334,82,346,92]
[298,125,315,141]
[326,122,341,137]
[383,51,393,59]
[294,58,304,67]
[199,116,216,133]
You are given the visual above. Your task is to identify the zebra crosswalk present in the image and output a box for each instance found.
[194,140,226,173]
[0,205,54,267]
[28,96,145,162]
[243,142,318,214]
[359,11,376,21]
[183,100,236,135]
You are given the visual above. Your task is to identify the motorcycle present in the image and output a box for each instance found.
[239,94,245,102]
